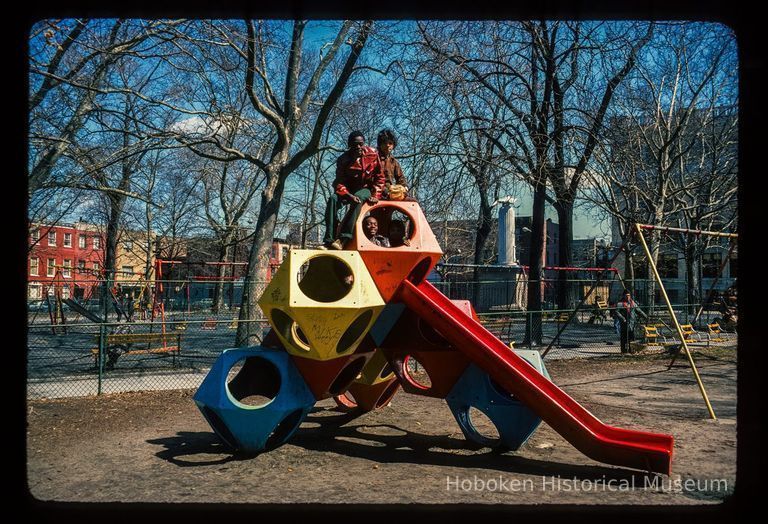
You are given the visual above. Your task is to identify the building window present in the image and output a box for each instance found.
[78,260,86,272]
[63,259,72,278]
[28,284,42,300]
[48,230,56,246]
[93,262,100,273]
[63,232,72,248]
[123,240,133,250]
[47,258,56,277]
[702,253,723,278]
[78,235,86,249]
[30,258,39,277]
[658,254,678,279]
[93,237,101,249]
[121,265,134,276]
[31,229,40,243]
[61,286,70,299]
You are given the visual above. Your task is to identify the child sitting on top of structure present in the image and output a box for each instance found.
[322,131,384,250]
[377,129,411,201]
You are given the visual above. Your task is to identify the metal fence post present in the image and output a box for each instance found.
[527,311,532,350]
[97,322,106,395]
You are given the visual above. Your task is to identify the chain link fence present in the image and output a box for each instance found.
[27,277,737,399]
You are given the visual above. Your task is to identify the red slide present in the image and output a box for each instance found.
[397,279,673,474]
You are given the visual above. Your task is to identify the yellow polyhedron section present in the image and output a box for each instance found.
[258,250,385,361]
[356,349,395,386]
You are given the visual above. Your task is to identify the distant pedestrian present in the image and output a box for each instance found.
[614,291,645,353]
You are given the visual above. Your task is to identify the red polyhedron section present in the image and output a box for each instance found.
[350,201,443,302]
[290,348,374,401]
[379,300,472,399]
[344,377,401,412]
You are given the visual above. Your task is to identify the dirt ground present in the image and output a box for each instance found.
[26,345,737,506]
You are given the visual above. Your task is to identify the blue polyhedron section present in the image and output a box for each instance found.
[367,303,406,347]
[445,350,550,451]
[193,346,316,454]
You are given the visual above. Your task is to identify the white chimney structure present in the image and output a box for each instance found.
[495,196,517,265]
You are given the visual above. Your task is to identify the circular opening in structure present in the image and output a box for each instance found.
[264,409,305,450]
[378,360,395,380]
[416,317,448,346]
[200,406,239,450]
[336,309,374,354]
[407,257,432,284]
[271,308,296,344]
[403,355,432,389]
[297,255,354,303]
[290,322,311,352]
[226,356,281,407]
[328,357,368,395]
[374,380,400,408]
[467,407,501,445]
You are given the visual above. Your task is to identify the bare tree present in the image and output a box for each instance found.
[586,23,736,307]
[29,19,180,196]
[161,20,374,345]
[671,105,738,310]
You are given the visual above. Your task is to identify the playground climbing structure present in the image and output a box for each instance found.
[194,201,674,474]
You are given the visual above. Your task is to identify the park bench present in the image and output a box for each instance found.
[228,318,239,330]
[91,331,182,368]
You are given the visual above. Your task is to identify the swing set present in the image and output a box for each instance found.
[540,222,736,420]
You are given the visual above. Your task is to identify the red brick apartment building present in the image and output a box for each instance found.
[27,222,105,301]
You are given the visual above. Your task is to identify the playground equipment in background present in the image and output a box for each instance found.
[194,201,674,474]
[587,298,609,325]
[634,223,738,421]
[90,330,182,370]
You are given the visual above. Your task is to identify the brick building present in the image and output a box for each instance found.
[27,221,105,300]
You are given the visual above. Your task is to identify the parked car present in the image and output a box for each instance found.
[28,299,71,312]
[27,300,48,312]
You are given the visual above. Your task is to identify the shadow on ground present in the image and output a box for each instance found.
[148,405,663,487]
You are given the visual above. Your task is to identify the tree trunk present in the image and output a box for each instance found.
[685,241,699,316]
[301,158,323,248]
[472,186,494,306]
[625,248,635,295]
[555,200,574,309]
[236,167,288,346]
[143,201,154,310]
[647,228,662,311]
[103,193,126,321]
[523,182,546,346]
[212,241,231,314]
